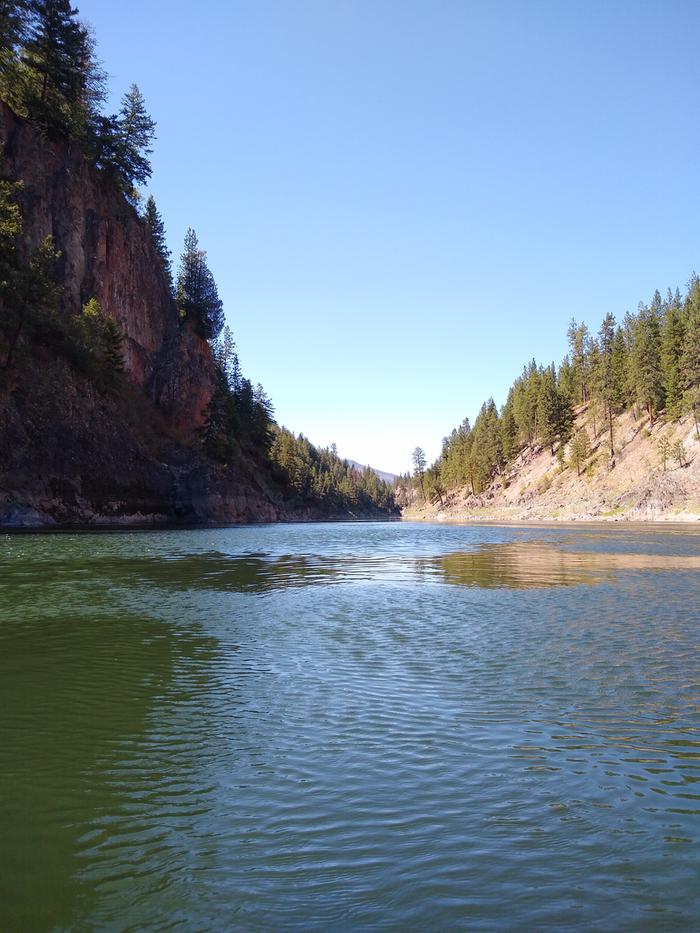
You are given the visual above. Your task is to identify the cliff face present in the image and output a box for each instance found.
[0,102,287,527]
[0,100,212,425]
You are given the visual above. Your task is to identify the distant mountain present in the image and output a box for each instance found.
[347,461,397,485]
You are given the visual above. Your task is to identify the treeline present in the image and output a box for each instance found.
[409,278,700,502]
[269,429,398,514]
[200,332,397,514]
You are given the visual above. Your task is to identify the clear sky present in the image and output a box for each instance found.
[81,0,700,475]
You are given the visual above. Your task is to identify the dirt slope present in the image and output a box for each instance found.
[403,406,700,522]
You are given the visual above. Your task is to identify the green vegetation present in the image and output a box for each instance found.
[176,228,224,340]
[408,279,700,500]
[0,181,125,390]
[199,326,396,514]
[0,178,61,368]
[569,429,591,478]
[269,428,397,514]
[655,435,672,472]
[0,1,154,190]
[143,195,172,291]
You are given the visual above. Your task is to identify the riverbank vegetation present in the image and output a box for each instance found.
[404,280,700,507]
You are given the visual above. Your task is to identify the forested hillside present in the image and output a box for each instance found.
[400,281,700,521]
[0,1,396,525]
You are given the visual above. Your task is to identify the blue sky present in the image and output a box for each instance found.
[82,0,700,474]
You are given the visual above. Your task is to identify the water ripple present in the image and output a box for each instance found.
[0,522,698,929]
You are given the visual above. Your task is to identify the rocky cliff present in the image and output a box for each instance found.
[0,101,322,527]
[0,100,212,422]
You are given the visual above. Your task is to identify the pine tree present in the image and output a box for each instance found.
[176,228,224,340]
[672,440,687,468]
[630,303,664,426]
[116,84,155,186]
[412,446,426,499]
[594,312,621,457]
[212,323,240,389]
[569,429,591,477]
[681,275,700,438]
[655,435,671,472]
[0,1,29,87]
[661,301,685,420]
[200,368,237,462]
[611,326,629,409]
[19,0,94,135]
[500,396,519,463]
[143,195,172,289]
[567,319,590,403]
[536,365,558,455]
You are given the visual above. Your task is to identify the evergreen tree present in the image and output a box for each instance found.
[91,85,155,191]
[569,429,590,477]
[200,368,237,462]
[661,300,685,419]
[18,0,94,134]
[593,313,621,456]
[499,395,519,463]
[629,303,664,425]
[143,195,172,288]
[536,365,559,454]
[176,228,224,340]
[681,275,700,437]
[212,324,241,390]
[672,439,687,468]
[611,326,629,409]
[412,446,426,499]
[116,84,155,185]
[567,319,590,403]
[0,0,29,86]
[655,435,671,472]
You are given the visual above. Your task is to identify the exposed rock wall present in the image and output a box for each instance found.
[0,102,253,527]
[0,100,213,424]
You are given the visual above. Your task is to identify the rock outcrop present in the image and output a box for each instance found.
[0,100,213,420]
[0,101,322,527]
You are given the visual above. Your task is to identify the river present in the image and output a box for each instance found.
[1,522,698,929]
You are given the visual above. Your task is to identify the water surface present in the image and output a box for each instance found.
[1,522,699,929]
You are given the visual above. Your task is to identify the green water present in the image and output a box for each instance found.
[1,522,699,930]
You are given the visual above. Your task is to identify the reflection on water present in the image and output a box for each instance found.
[438,542,700,588]
[6,540,699,595]
[0,522,699,929]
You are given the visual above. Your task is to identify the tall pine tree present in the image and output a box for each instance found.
[143,195,172,289]
[176,228,224,340]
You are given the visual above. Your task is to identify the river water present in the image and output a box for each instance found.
[1,522,699,930]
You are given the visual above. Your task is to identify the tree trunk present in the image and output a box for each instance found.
[647,398,654,427]
[608,407,614,457]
